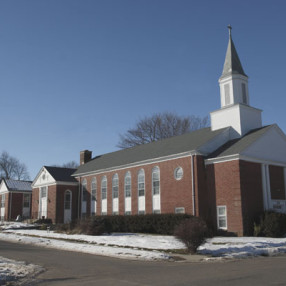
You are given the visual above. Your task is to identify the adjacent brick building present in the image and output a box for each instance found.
[0,179,32,221]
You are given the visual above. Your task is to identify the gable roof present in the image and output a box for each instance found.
[73,127,228,176]
[4,179,32,192]
[44,166,78,182]
[207,125,273,159]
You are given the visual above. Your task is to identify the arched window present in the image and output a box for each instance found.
[112,174,119,199]
[124,172,131,198]
[152,167,160,195]
[82,179,87,202]
[91,178,97,201]
[138,169,145,197]
[101,176,107,200]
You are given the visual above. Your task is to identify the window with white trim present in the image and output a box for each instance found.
[217,206,227,229]
[112,174,119,199]
[82,179,87,202]
[124,172,131,198]
[91,178,97,201]
[174,167,183,180]
[1,194,5,208]
[138,169,145,197]
[101,176,107,200]
[175,207,185,214]
[23,194,30,208]
[152,167,160,195]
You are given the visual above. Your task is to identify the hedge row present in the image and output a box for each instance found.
[58,214,194,235]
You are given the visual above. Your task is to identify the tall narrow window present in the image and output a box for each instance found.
[112,174,119,199]
[91,178,97,201]
[124,172,131,198]
[138,169,145,197]
[23,194,30,208]
[101,176,107,215]
[91,178,97,216]
[101,176,107,200]
[224,84,230,105]
[82,179,87,202]
[152,167,161,213]
[152,167,160,195]
[1,194,5,208]
[217,206,227,229]
[64,190,72,210]
[242,83,247,104]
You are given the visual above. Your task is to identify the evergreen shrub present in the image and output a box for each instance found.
[254,211,286,237]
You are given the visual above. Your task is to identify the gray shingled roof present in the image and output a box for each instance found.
[221,34,247,79]
[44,166,78,182]
[73,127,227,176]
[207,125,273,159]
[5,179,32,192]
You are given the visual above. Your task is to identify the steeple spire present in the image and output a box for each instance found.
[221,25,247,79]
[210,26,262,139]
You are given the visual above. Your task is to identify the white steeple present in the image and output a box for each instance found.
[210,26,262,139]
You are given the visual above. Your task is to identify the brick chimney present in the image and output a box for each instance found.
[80,150,92,165]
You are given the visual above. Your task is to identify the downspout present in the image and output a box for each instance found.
[191,154,196,216]
[9,192,12,220]
[78,177,81,220]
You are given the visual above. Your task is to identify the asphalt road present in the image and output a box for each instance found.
[1,240,286,286]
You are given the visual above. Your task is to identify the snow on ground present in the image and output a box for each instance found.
[0,256,42,285]
[1,222,286,284]
[198,236,286,259]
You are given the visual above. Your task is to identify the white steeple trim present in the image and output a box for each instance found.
[219,74,249,107]
[210,103,262,139]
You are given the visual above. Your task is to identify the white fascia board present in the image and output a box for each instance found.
[0,180,8,193]
[31,166,46,188]
[74,151,199,178]
[32,181,78,188]
[205,154,286,167]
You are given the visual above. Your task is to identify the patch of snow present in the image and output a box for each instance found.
[198,237,286,259]
[0,256,42,285]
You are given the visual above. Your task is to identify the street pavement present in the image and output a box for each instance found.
[0,239,286,286]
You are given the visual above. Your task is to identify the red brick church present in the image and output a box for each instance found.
[32,27,286,236]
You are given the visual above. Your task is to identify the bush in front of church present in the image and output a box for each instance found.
[254,211,286,237]
[174,217,210,253]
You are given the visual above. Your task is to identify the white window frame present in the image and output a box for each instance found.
[112,174,119,199]
[101,176,107,200]
[138,169,145,197]
[175,207,185,214]
[174,167,183,180]
[152,166,160,195]
[82,179,88,202]
[23,193,30,208]
[124,171,131,198]
[217,205,227,230]
[1,194,5,208]
[91,178,97,201]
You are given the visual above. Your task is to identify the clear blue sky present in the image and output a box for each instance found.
[0,0,285,179]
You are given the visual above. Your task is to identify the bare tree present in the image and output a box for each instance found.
[62,161,79,169]
[0,151,30,180]
[118,112,210,149]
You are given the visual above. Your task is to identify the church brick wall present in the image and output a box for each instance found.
[239,160,264,235]
[76,156,195,216]
[206,160,244,236]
